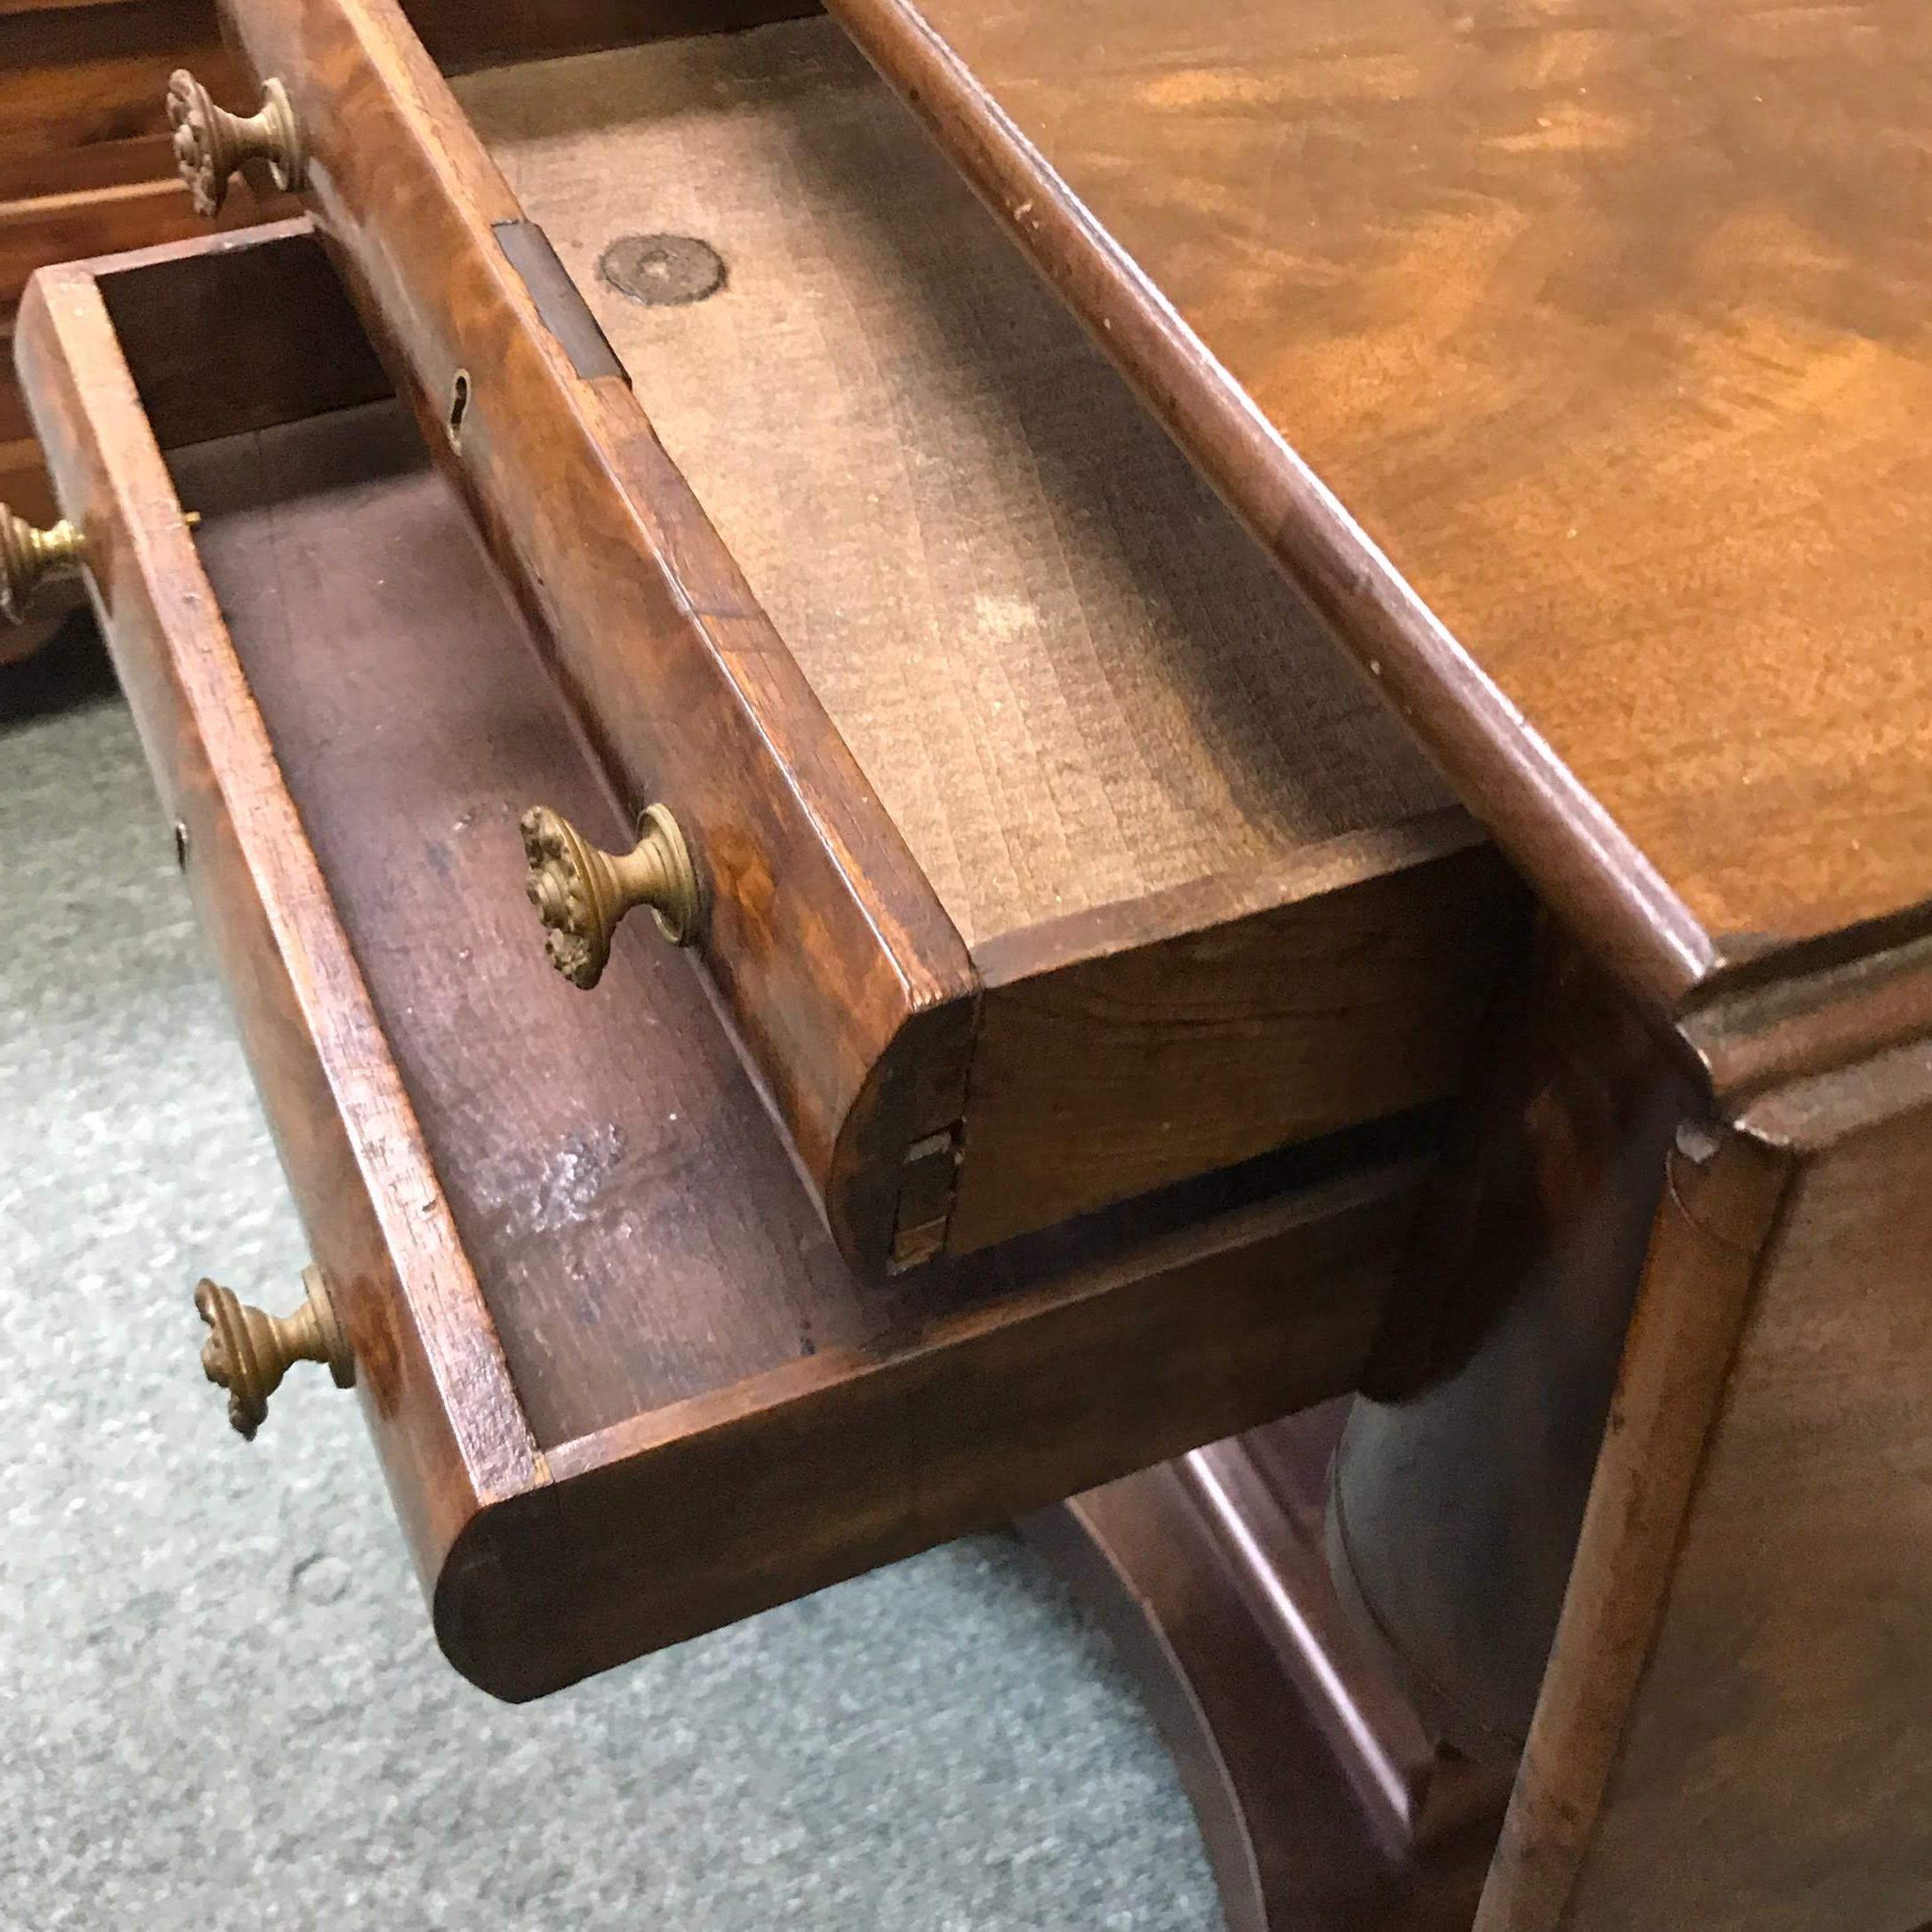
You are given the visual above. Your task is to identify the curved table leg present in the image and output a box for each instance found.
[1023,1402,1511,1932]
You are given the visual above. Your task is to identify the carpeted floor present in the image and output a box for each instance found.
[0,626,1222,1932]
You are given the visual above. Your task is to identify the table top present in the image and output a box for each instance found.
[833,0,1932,1010]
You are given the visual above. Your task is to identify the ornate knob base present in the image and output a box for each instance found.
[195,1265,353,1441]
[521,801,703,988]
[0,503,85,625]
[167,69,306,217]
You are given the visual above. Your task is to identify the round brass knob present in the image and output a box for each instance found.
[195,1265,353,1441]
[165,69,306,218]
[519,801,704,988]
[0,503,85,625]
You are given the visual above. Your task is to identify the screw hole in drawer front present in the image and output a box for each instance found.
[447,369,471,447]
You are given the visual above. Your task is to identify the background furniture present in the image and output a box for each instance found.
[0,0,273,660]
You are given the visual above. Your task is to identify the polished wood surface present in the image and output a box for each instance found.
[172,375,1423,1421]
[829,0,1932,1010]
[23,9,1932,1921]
[783,12,1932,1924]
[18,222,1443,1702]
[1481,999,1932,1932]
[0,0,799,565]
[456,27,1453,948]
[455,21,1525,1252]
[1595,1042,1932,1932]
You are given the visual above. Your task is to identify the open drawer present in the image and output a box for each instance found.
[159,0,1525,1276]
[15,221,1441,1700]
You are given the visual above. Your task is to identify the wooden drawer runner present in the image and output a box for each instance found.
[196,0,1525,1275]
[18,221,1433,1701]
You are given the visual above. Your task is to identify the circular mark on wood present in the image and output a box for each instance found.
[599,233,727,307]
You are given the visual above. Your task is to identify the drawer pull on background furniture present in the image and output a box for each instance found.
[0,503,85,624]
[520,801,704,986]
[194,1265,354,1441]
[166,70,306,218]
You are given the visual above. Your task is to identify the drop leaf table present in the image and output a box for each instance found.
[10,5,1931,1928]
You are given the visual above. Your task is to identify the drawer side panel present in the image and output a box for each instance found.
[213,0,978,1276]
[14,250,542,1584]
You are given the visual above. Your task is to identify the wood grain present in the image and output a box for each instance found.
[446,1143,1424,1700]
[170,398,887,1447]
[215,0,980,1276]
[194,6,1530,1261]
[1481,1053,1932,1932]
[954,824,1518,1250]
[166,386,1441,1459]
[0,0,293,586]
[0,0,291,303]
[0,0,793,642]
[14,237,542,1599]
[828,0,1932,1010]
[0,1,227,189]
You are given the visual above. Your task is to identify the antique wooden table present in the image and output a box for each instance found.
[6,5,1928,1928]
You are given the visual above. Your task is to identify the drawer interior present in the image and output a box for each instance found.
[104,249,1420,1456]
[453,17,1453,953]
[164,395,857,1451]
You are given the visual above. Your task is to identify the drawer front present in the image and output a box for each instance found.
[17,222,1431,1703]
[14,229,540,1586]
[209,0,977,1278]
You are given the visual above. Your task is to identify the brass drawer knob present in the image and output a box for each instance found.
[166,69,306,217]
[520,801,703,988]
[195,1265,353,1441]
[0,503,85,625]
